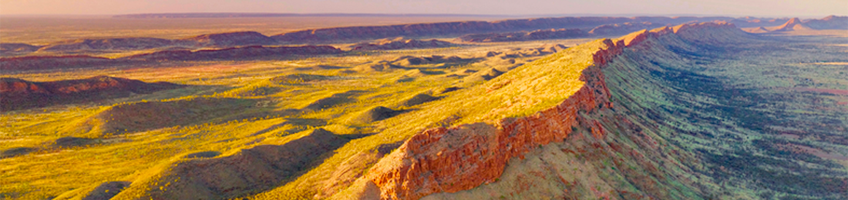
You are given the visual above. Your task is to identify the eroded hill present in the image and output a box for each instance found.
[0,76,182,111]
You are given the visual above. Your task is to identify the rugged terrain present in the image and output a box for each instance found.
[1,15,847,200]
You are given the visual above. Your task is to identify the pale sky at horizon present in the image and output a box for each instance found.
[0,0,845,17]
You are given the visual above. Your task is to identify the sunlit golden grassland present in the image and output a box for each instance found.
[0,37,595,199]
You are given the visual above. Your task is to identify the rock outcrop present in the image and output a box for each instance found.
[350,38,454,51]
[366,22,740,200]
[0,76,182,111]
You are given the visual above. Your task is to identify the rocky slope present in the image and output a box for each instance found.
[359,22,847,199]
[0,76,182,111]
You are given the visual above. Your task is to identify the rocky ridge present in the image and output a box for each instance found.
[365,22,739,200]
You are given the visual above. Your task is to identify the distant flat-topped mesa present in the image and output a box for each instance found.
[0,76,182,111]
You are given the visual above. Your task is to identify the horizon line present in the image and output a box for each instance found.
[0,12,836,19]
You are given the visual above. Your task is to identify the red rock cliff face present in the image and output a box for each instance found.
[366,22,738,200]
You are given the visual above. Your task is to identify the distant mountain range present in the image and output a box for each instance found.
[112,13,510,18]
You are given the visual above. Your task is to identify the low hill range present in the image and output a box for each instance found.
[742,16,847,33]
[3,16,845,72]
[349,38,455,51]
[1,31,278,55]
[2,15,845,56]
[0,45,344,71]
[0,76,183,111]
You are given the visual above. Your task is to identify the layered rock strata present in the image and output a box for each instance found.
[366,22,738,200]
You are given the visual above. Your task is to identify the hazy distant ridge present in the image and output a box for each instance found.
[112,13,510,18]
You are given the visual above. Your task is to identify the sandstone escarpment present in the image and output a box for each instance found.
[366,22,740,200]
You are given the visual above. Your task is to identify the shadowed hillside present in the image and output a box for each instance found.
[0,76,182,111]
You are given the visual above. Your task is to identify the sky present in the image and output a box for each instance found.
[1,0,845,17]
